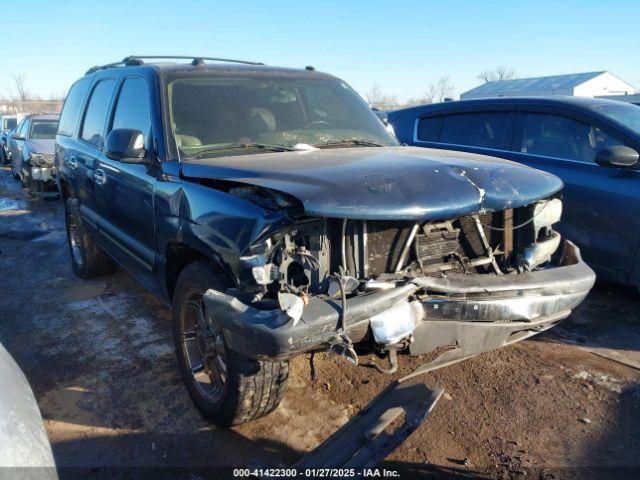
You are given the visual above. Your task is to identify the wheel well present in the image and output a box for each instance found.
[59,178,72,202]
[164,242,207,300]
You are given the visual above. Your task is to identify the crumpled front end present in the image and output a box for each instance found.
[202,192,595,370]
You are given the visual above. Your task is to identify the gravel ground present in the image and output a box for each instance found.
[1,165,639,479]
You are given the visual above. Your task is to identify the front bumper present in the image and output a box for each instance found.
[204,240,595,363]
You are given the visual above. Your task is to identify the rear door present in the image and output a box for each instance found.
[411,106,516,158]
[72,78,117,236]
[56,77,91,200]
[94,75,158,288]
[510,108,640,282]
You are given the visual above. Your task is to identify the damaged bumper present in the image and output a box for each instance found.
[204,240,595,364]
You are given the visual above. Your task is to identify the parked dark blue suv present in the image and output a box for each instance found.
[389,97,640,289]
[56,57,594,428]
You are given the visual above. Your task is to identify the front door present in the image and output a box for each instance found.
[510,110,640,283]
[94,76,158,289]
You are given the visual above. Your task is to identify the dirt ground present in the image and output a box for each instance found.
[1,165,640,479]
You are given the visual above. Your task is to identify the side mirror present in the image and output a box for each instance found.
[105,128,148,163]
[595,145,639,169]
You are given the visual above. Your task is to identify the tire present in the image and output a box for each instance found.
[172,260,289,427]
[10,161,20,180]
[64,198,115,278]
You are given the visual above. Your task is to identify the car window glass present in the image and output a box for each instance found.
[5,117,17,130]
[17,119,28,137]
[167,75,397,157]
[439,112,509,149]
[518,113,625,163]
[59,78,91,136]
[30,121,59,139]
[111,78,152,149]
[416,116,443,142]
[81,79,116,147]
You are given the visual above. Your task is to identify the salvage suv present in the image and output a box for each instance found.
[56,56,595,427]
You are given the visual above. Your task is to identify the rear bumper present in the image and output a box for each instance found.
[204,240,595,362]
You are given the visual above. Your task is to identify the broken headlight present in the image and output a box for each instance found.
[532,198,562,238]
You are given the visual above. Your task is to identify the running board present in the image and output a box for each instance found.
[293,381,443,468]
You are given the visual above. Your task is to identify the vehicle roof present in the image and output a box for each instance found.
[460,71,606,98]
[24,114,60,121]
[390,95,638,116]
[85,58,335,81]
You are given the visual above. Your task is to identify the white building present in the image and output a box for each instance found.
[461,71,635,100]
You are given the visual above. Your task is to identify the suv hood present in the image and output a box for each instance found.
[26,138,55,155]
[180,146,563,220]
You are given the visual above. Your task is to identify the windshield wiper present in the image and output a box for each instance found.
[312,139,386,149]
[190,143,299,158]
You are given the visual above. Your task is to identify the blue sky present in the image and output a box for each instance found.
[3,0,639,101]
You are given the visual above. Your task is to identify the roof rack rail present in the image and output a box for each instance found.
[85,55,264,75]
[126,55,264,66]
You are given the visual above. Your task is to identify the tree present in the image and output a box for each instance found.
[10,73,28,102]
[477,66,517,84]
[365,83,398,110]
[425,76,454,103]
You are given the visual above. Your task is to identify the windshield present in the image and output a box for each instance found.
[30,120,59,139]
[3,117,17,130]
[590,102,640,135]
[166,74,397,159]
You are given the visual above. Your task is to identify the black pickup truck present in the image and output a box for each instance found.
[56,56,595,429]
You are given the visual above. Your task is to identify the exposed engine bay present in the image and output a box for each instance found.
[216,183,567,365]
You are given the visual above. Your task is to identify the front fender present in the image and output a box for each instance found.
[154,177,291,289]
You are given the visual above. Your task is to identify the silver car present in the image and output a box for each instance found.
[9,114,60,197]
[0,114,23,164]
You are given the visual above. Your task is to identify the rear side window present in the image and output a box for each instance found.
[58,79,90,136]
[4,117,17,130]
[17,119,28,137]
[439,112,510,149]
[517,113,626,163]
[416,116,443,142]
[111,78,152,149]
[81,79,116,147]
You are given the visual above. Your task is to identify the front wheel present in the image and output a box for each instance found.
[172,260,289,426]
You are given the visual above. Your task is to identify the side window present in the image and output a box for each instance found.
[17,119,29,137]
[439,112,510,149]
[517,113,625,163]
[81,79,116,147]
[111,78,152,149]
[58,78,91,136]
[416,116,443,142]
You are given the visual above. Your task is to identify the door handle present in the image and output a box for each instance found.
[67,156,78,169]
[94,169,106,185]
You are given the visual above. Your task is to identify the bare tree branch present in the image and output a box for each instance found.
[365,83,399,110]
[477,66,518,84]
[11,73,28,102]
[424,76,454,103]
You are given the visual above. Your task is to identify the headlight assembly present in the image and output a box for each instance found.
[533,198,562,236]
